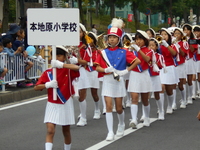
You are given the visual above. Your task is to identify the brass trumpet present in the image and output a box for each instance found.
[182,36,187,42]
[97,33,107,50]
[156,35,163,44]
[123,39,131,48]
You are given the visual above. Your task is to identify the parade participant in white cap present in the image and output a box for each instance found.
[182,24,198,104]
[148,38,166,120]
[173,28,188,109]
[128,30,153,127]
[159,28,178,114]
[95,18,140,141]
[122,33,133,107]
[76,23,101,127]
[34,46,80,150]
[193,25,200,98]
[146,28,156,38]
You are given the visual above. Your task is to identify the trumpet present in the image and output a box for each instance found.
[123,39,131,48]
[182,36,187,42]
[97,33,107,50]
[156,35,163,44]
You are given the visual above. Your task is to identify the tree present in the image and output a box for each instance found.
[2,0,9,33]
[77,0,86,25]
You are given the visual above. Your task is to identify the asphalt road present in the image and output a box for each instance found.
[0,89,200,150]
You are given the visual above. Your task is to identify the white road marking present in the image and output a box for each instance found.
[85,118,157,150]
[0,96,47,111]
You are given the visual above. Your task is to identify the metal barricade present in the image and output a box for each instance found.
[0,53,45,92]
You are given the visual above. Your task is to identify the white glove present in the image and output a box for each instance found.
[115,69,129,76]
[45,80,58,89]
[161,40,169,47]
[69,56,78,64]
[131,44,140,52]
[104,66,115,73]
[51,60,64,68]
[174,42,180,49]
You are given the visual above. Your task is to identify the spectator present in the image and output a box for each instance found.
[0,42,8,85]
[13,29,34,80]
[91,24,97,35]
[2,38,22,57]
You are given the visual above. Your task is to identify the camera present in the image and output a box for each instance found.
[188,39,200,45]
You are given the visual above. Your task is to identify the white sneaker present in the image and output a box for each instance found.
[106,132,114,141]
[172,103,177,110]
[192,95,196,100]
[93,110,101,119]
[166,108,173,114]
[187,98,193,104]
[139,116,145,122]
[196,93,199,98]
[180,102,186,109]
[158,111,165,120]
[126,100,131,107]
[76,117,87,126]
[129,120,138,129]
[143,117,150,127]
[116,124,125,137]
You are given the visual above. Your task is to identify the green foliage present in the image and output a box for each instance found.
[9,0,16,22]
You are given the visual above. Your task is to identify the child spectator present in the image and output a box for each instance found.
[0,42,8,84]
[34,46,80,150]
[2,38,22,56]
[13,29,34,80]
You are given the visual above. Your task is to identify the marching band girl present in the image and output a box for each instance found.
[76,24,101,126]
[128,30,153,128]
[148,38,166,120]
[193,25,200,98]
[182,24,198,104]
[34,46,80,150]
[122,33,134,107]
[95,18,140,141]
[173,28,188,108]
[146,28,156,38]
[159,28,178,114]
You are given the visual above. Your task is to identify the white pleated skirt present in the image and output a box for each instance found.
[128,70,152,93]
[185,59,196,75]
[44,97,75,126]
[150,75,162,92]
[102,74,126,97]
[77,67,99,89]
[99,77,104,82]
[197,61,200,73]
[176,63,187,79]
[160,65,179,85]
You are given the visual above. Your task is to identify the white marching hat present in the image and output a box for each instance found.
[150,38,160,46]
[80,23,86,32]
[137,30,149,40]
[56,45,69,53]
[88,31,98,42]
[125,33,133,42]
[149,28,156,38]
[174,27,185,35]
[161,28,172,36]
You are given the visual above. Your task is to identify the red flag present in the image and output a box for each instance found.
[128,14,133,22]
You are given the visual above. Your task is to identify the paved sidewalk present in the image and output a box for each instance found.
[0,85,47,105]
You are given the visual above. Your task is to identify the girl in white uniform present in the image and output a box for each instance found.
[159,28,179,114]
[95,18,140,141]
[173,28,188,108]
[128,30,153,128]
[148,38,166,120]
[76,24,101,127]
[182,24,198,104]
